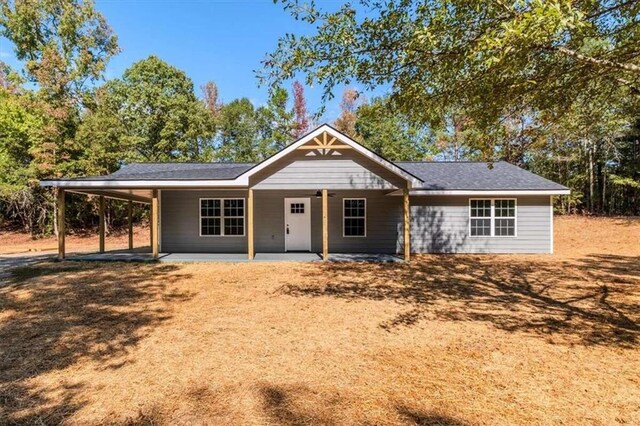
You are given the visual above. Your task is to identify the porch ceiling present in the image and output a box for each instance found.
[66,188,153,204]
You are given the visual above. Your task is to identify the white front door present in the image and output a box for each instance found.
[284,197,311,251]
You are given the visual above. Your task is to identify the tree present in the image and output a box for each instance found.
[334,88,363,138]
[202,80,222,118]
[434,111,483,162]
[79,56,216,163]
[0,0,119,100]
[292,80,310,138]
[0,86,48,232]
[216,98,261,162]
[257,86,295,154]
[263,0,640,155]
[1,0,119,234]
[355,97,434,160]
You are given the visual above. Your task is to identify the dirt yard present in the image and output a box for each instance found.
[0,225,150,254]
[0,216,638,425]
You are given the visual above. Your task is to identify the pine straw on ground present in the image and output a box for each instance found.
[0,217,639,425]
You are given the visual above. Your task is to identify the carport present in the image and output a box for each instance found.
[54,187,159,260]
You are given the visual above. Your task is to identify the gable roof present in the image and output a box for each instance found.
[236,124,423,186]
[398,161,568,191]
[40,124,568,195]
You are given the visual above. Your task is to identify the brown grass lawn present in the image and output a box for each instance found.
[1,216,639,425]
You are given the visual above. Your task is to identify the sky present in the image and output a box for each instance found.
[0,0,384,121]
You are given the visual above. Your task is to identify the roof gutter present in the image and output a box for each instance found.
[388,189,571,196]
[40,177,249,188]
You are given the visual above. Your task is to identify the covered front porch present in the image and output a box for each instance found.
[54,186,412,262]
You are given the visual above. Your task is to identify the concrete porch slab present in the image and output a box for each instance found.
[67,248,155,262]
[59,251,403,263]
[159,252,401,263]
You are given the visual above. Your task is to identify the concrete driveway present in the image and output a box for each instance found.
[0,251,57,282]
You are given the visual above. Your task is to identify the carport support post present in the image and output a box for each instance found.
[56,189,65,260]
[322,189,328,260]
[128,200,133,250]
[151,189,159,259]
[99,196,105,253]
[247,189,254,260]
[403,188,410,262]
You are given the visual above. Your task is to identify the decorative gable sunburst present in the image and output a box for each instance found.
[297,131,352,156]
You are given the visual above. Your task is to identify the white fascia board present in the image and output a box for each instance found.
[237,124,422,187]
[387,189,571,196]
[40,177,249,188]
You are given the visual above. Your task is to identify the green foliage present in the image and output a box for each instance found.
[256,86,295,154]
[610,175,640,188]
[355,97,434,161]
[216,98,262,162]
[79,56,216,163]
[263,0,640,154]
[0,88,43,191]
[0,0,119,100]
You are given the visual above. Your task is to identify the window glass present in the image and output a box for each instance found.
[200,198,244,236]
[201,217,221,236]
[495,199,515,217]
[344,199,366,236]
[224,217,245,236]
[470,199,516,237]
[470,218,491,236]
[470,199,491,217]
[290,203,305,214]
[201,199,220,218]
[495,218,515,236]
[224,199,244,217]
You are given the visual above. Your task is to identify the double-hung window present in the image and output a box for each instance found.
[469,199,516,237]
[200,198,245,236]
[343,198,366,237]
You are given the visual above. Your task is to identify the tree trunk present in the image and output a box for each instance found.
[589,142,594,213]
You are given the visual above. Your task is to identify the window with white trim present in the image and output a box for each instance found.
[343,198,366,237]
[470,199,516,237]
[200,198,245,236]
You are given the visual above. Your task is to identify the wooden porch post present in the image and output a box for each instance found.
[128,200,134,250]
[151,189,159,259]
[99,195,105,253]
[57,189,65,260]
[247,189,254,260]
[403,188,411,262]
[322,189,328,261]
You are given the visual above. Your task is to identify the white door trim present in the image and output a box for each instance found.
[284,197,312,252]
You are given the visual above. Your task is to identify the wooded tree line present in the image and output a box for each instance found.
[1,0,639,236]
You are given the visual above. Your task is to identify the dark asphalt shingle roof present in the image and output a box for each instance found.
[67,160,567,191]
[75,162,256,180]
[396,161,568,190]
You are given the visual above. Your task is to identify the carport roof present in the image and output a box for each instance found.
[70,162,256,181]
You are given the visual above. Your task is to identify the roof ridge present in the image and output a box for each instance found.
[124,162,257,165]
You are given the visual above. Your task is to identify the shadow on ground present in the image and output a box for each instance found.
[259,383,469,426]
[282,253,640,347]
[0,261,192,424]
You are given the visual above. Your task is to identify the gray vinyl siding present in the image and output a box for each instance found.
[161,190,248,253]
[405,195,552,254]
[160,191,552,254]
[254,190,401,253]
[250,150,406,190]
